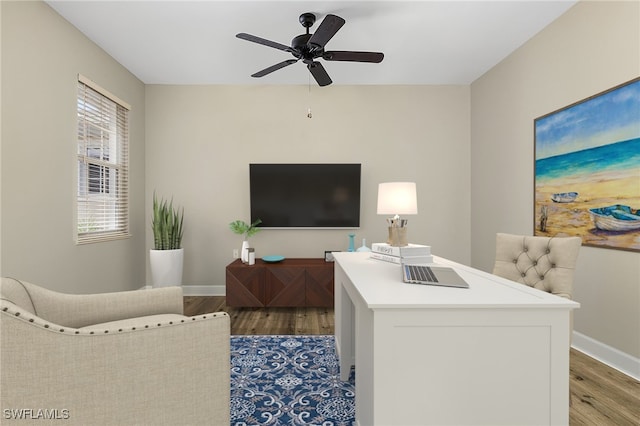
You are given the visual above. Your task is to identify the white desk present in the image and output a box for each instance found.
[333,252,579,426]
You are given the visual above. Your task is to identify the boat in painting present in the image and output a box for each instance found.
[589,204,640,232]
[551,192,578,203]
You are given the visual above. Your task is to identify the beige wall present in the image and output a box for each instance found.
[145,85,471,287]
[1,1,146,293]
[471,1,640,358]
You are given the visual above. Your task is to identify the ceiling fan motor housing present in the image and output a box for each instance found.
[292,34,322,61]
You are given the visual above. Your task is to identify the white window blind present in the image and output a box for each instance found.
[76,76,130,244]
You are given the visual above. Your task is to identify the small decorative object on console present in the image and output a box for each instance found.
[262,255,285,263]
[229,219,262,263]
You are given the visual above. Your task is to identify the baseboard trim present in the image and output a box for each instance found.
[141,284,225,296]
[180,285,225,296]
[572,331,640,380]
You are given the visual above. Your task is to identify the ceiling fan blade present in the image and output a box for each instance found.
[236,33,292,52]
[323,51,384,63]
[251,59,299,78]
[308,14,345,49]
[307,62,332,87]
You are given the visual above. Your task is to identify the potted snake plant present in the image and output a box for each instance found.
[150,192,184,287]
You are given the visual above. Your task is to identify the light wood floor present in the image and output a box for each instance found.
[184,296,640,425]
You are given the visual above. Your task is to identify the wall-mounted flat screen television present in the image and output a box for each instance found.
[249,163,361,228]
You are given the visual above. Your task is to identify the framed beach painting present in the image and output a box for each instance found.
[534,77,640,252]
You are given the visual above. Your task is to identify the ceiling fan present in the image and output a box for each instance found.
[236,13,384,87]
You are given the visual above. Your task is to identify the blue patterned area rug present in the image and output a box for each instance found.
[230,335,355,426]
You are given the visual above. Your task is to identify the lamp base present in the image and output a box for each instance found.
[387,227,408,247]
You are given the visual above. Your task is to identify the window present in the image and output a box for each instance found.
[76,75,130,243]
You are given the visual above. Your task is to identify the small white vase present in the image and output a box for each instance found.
[241,240,250,263]
[150,248,184,287]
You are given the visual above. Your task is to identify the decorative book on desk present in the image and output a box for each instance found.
[370,243,433,264]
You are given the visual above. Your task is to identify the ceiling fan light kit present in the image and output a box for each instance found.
[236,13,384,87]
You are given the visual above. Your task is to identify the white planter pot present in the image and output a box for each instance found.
[241,240,250,263]
[150,248,184,287]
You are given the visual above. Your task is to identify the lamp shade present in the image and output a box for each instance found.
[377,182,418,215]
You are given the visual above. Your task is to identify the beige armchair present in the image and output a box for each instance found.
[0,278,230,426]
[493,233,581,299]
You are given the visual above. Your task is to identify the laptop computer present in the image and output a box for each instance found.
[401,263,469,288]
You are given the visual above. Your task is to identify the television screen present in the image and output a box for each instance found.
[250,163,361,228]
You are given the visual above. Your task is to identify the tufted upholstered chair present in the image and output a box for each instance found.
[0,278,230,425]
[493,233,582,300]
[493,233,582,406]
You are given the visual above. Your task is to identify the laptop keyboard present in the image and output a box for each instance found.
[406,265,438,282]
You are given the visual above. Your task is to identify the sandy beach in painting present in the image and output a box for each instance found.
[535,169,640,251]
[533,79,640,251]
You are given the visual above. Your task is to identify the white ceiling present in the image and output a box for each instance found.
[46,0,578,86]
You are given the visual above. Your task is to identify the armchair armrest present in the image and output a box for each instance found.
[26,284,184,328]
[1,307,230,425]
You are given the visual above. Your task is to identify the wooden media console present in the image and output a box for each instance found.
[225,258,334,308]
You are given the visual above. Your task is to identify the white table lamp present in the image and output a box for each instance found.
[377,182,418,246]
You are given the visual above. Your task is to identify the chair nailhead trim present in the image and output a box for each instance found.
[2,306,228,334]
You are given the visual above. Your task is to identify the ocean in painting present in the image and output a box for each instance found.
[536,138,640,184]
[534,137,639,251]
